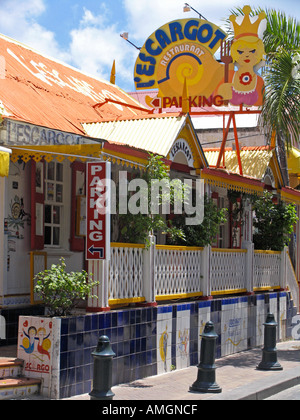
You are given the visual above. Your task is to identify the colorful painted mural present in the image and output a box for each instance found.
[17,291,295,399]
[19,318,52,373]
[18,316,61,398]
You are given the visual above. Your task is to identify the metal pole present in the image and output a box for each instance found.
[90,336,116,400]
[257,313,283,371]
[190,321,222,393]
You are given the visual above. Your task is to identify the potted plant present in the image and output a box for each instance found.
[17,258,99,399]
[34,257,99,316]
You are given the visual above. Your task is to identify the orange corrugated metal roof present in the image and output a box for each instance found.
[0,34,149,135]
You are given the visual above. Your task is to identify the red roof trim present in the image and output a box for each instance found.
[201,167,263,187]
[281,186,300,198]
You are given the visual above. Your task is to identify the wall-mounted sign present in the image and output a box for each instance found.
[134,6,266,110]
[6,120,84,145]
[169,139,194,167]
[263,166,276,188]
[86,162,111,261]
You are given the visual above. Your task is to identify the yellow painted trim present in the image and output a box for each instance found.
[254,250,281,255]
[109,297,145,305]
[201,172,264,195]
[30,251,47,305]
[156,291,203,301]
[212,288,247,296]
[253,286,281,292]
[281,189,300,204]
[0,151,10,177]
[166,123,204,169]
[156,245,204,251]
[110,242,145,249]
[11,144,101,164]
[212,248,247,253]
[102,147,149,168]
[269,155,284,189]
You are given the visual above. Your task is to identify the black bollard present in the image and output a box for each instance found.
[89,335,116,400]
[257,313,283,371]
[190,321,222,393]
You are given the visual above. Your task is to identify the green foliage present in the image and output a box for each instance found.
[34,258,99,317]
[170,194,227,247]
[119,154,186,245]
[252,191,298,251]
[261,48,300,148]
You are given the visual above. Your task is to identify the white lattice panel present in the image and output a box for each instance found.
[254,252,281,290]
[211,250,246,293]
[155,248,202,297]
[285,254,299,311]
[109,246,144,300]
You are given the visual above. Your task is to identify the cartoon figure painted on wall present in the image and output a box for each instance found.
[177,328,189,358]
[20,326,37,354]
[159,325,168,372]
[7,195,31,243]
[37,327,51,359]
[218,5,267,107]
[20,321,51,360]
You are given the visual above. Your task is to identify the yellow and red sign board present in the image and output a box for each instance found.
[134,6,266,109]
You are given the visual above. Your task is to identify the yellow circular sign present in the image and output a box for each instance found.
[134,18,227,99]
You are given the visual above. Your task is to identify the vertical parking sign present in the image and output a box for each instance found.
[86,161,111,261]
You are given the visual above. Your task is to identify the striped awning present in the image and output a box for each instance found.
[0,146,12,177]
[10,144,103,163]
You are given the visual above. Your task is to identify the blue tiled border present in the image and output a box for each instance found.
[58,291,294,399]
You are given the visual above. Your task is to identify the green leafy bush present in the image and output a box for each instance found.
[253,191,298,251]
[170,194,228,247]
[119,154,186,245]
[34,258,99,317]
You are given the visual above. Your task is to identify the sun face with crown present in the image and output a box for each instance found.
[218,5,267,107]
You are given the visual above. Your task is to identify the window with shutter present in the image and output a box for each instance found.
[70,161,86,252]
[31,160,45,250]
[31,159,85,252]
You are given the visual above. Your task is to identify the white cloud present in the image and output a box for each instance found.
[0,0,70,62]
[122,0,236,42]
[0,0,265,92]
[123,0,187,42]
[69,8,136,88]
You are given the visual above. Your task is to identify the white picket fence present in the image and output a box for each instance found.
[253,251,281,291]
[108,244,144,303]
[155,246,203,299]
[31,243,299,310]
[285,251,299,311]
[210,249,247,295]
[106,243,296,305]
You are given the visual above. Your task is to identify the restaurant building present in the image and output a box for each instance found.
[0,6,299,399]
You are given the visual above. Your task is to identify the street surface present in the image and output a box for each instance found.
[266,385,300,400]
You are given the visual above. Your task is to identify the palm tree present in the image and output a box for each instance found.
[261,9,300,186]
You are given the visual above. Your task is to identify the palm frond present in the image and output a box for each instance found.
[261,50,300,147]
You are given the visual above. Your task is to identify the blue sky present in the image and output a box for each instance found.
[0,0,299,92]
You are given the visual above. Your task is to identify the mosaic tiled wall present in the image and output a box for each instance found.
[17,291,297,399]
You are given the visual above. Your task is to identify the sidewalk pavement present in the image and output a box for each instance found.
[65,340,300,401]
